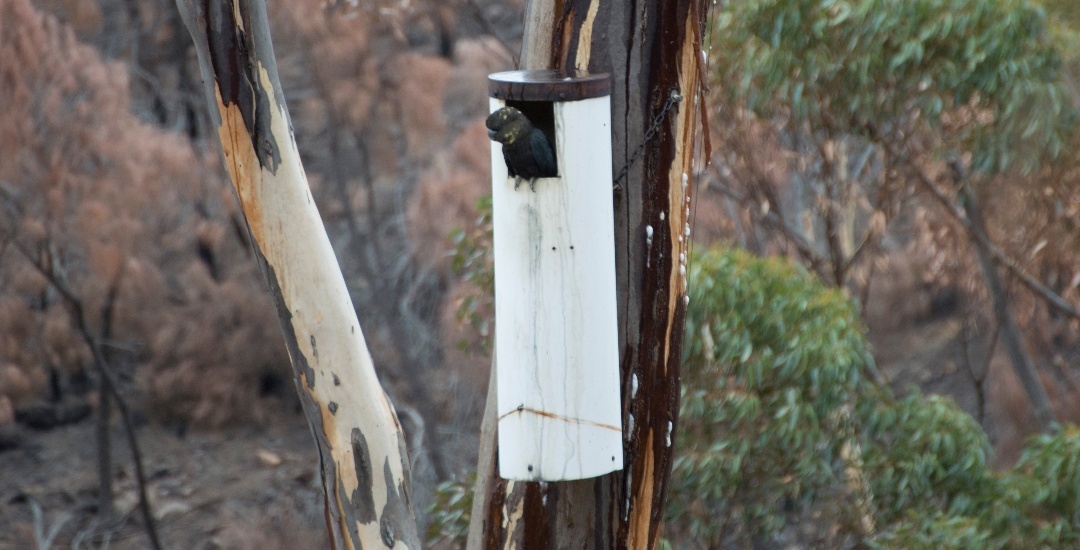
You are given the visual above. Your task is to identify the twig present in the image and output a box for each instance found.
[14,243,164,550]
[465,0,517,62]
[395,403,436,477]
[705,175,829,276]
[96,265,125,522]
[912,163,1080,322]
[31,500,73,550]
[950,163,1057,430]
[961,317,998,427]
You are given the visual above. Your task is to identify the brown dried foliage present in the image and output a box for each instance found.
[2,0,523,490]
[0,0,286,428]
[407,119,492,276]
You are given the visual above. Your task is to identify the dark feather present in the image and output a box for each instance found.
[528,129,557,178]
[502,148,518,177]
[486,107,558,183]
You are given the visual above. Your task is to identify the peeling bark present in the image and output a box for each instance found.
[175,1,419,547]
[470,0,709,548]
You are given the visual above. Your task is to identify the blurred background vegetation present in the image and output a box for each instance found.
[2,0,1080,547]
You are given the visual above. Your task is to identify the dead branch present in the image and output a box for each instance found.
[913,167,1080,322]
[13,243,163,550]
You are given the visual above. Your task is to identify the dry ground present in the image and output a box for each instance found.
[0,405,328,549]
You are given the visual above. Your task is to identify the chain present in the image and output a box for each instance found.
[613,89,683,187]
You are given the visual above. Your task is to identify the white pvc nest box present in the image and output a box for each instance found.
[489,70,622,481]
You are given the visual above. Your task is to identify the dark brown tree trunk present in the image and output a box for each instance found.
[469,1,709,548]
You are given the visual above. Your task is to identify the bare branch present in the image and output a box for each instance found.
[706,174,830,277]
[913,167,1080,322]
[13,243,163,550]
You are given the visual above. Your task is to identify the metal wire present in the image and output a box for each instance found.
[613,89,684,187]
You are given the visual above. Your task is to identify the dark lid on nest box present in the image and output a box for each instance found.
[489,70,611,102]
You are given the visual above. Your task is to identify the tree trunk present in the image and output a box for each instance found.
[961,186,1057,431]
[175,2,419,547]
[470,1,709,547]
[96,388,114,521]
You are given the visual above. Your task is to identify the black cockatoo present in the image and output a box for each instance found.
[486,107,558,190]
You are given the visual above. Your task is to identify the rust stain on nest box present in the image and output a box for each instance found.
[489,70,622,482]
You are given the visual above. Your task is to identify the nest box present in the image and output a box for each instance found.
[488,70,622,481]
